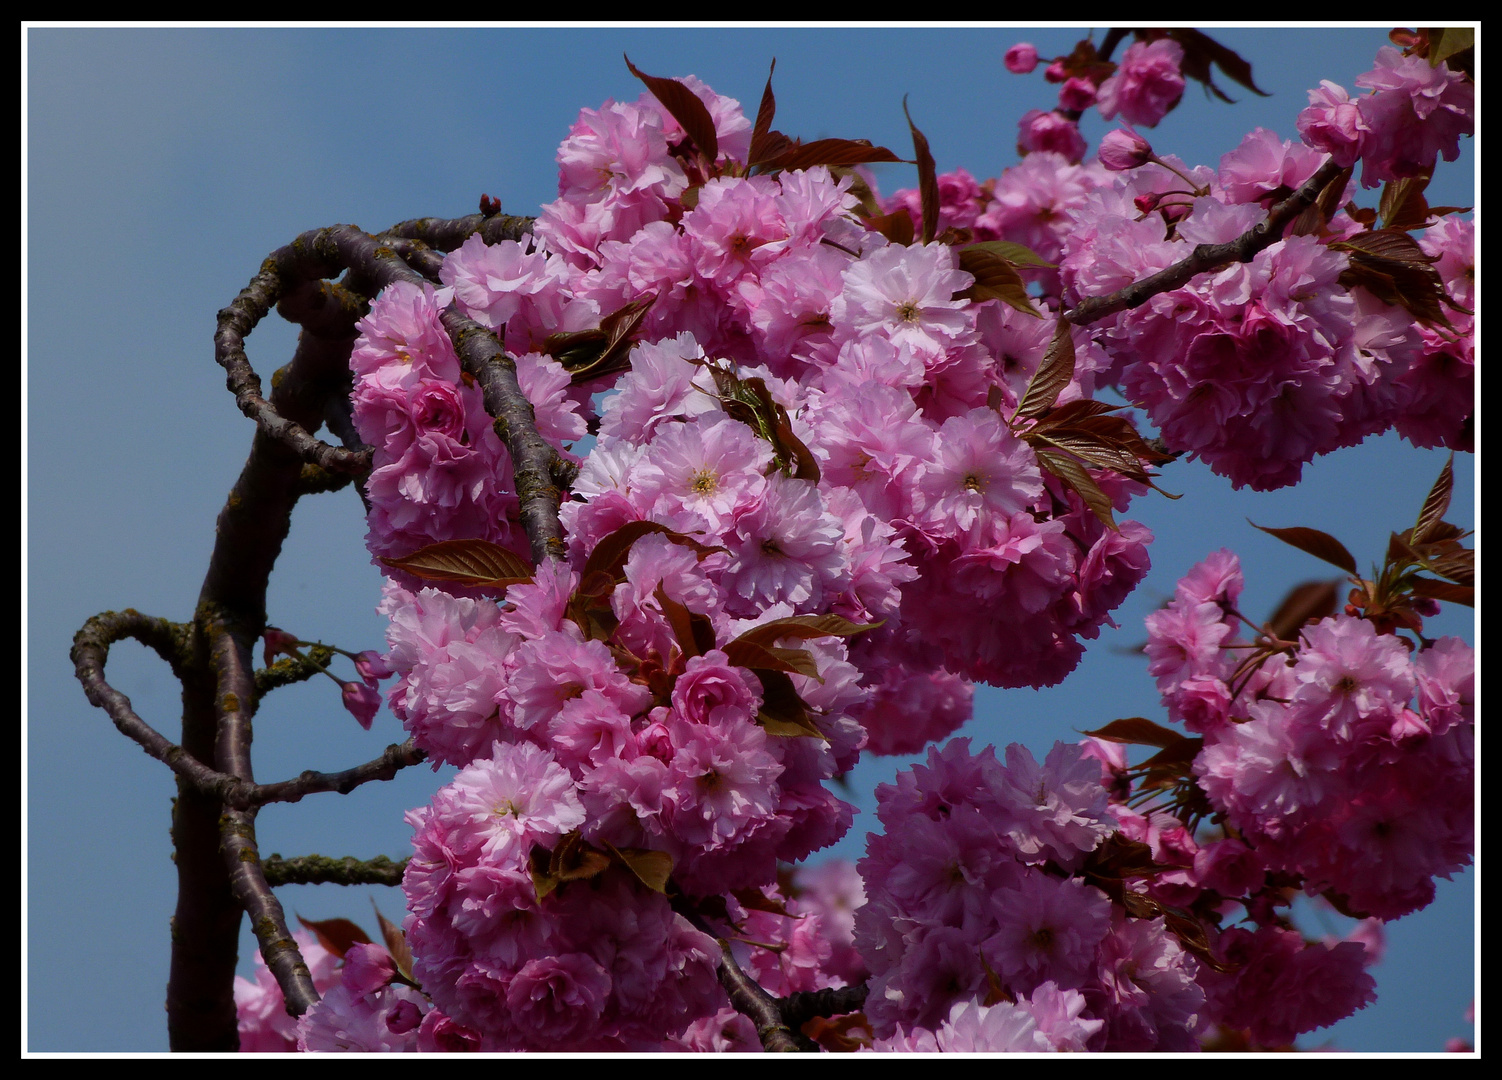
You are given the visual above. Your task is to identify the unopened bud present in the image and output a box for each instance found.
[1098,127,1155,171]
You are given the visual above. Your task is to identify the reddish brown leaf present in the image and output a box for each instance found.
[1265,580,1341,641]
[380,538,534,590]
[1081,717,1185,749]
[371,902,416,985]
[757,138,904,173]
[731,613,876,649]
[753,669,827,740]
[748,59,779,164]
[1406,577,1473,606]
[902,96,938,244]
[1014,318,1076,420]
[654,584,707,661]
[723,639,822,680]
[606,844,673,894]
[1379,174,1436,232]
[625,55,718,163]
[1036,448,1116,531]
[1412,454,1454,544]
[297,915,371,960]
[1250,522,1358,575]
[581,521,724,585]
[1163,28,1270,102]
[862,210,915,246]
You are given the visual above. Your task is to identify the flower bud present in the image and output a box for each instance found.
[1097,126,1154,171]
[1004,43,1039,74]
[341,681,381,730]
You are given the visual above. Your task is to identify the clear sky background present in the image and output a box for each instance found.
[25,24,1476,1053]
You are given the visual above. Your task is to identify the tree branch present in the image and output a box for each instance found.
[262,854,409,887]
[715,941,819,1052]
[252,740,428,806]
[1065,157,1344,327]
[779,983,869,1029]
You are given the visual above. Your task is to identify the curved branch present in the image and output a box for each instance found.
[252,740,428,806]
[262,854,409,887]
[1065,157,1344,327]
[71,611,255,803]
[382,212,535,250]
[214,236,370,474]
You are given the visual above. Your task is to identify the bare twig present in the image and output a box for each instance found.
[252,740,428,806]
[779,983,869,1029]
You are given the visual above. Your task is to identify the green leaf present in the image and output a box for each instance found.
[1250,522,1358,575]
[955,246,1039,316]
[625,56,718,163]
[380,538,534,590]
[960,239,1056,270]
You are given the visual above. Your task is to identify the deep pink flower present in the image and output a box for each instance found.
[1096,38,1186,128]
[341,681,381,730]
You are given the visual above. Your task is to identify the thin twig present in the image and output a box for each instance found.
[252,740,428,806]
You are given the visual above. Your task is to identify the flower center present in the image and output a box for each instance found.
[896,301,923,323]
[689,468,720,496]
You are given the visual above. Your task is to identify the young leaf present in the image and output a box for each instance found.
[371,901,416,986]
[1161,28,1270,102]
[1265,580,1340,641]
[956,246,1040,317]
[1013,318,1076,420]
[1406,577,1473,606]
[728,613,876,650]
[902,96,939,244]
[862,209,916,247]
[624,55,718,164]
[1036,448,1117,531]
[753,669,827,740]
[1250,522,1359,575]
[297,915,372,960]
[1081,717,1185,749]
[748,59,778,164]
[602,841,674,895]
[1412,453,1454,544]
[961,239,1057,270]
[380,538,534,590]
[581,520,723,585]
[757,138,904,173]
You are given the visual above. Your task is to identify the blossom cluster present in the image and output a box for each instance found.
[855,739,1205,1051]
[326,71,1162,1050]
[885,42,1474,488]
[234,36,1473,1053]
[1147,550,1474,922]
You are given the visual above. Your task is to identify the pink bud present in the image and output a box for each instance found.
[1057,76,1098,111]
[1004,43,1039,75]
[1044,59,1069,83]
[262,627,299,666]
[341,681,381,730]
[354,649,393,686]
[1097,126,1155,171]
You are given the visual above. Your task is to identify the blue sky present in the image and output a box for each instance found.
[25,25,1476,1053]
